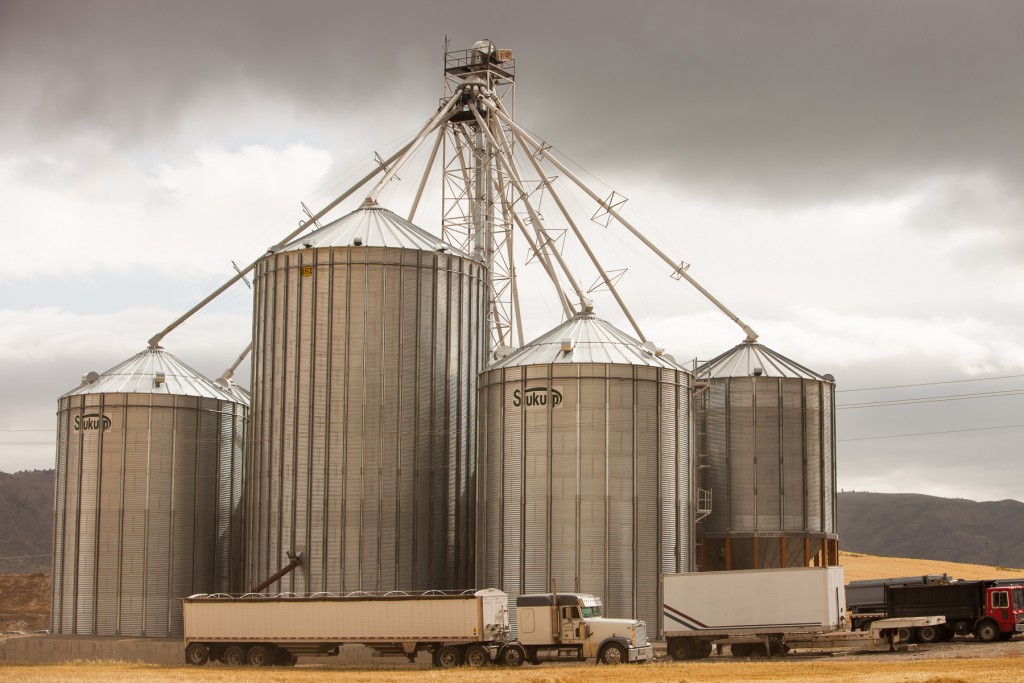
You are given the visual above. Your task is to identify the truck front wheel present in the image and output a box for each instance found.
[975,620,999,643]
[600,642,627,665]
[499,644,526,667]
[185,643,209,666]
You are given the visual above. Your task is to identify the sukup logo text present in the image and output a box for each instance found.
[512,387,563,409]
[74,413,112,432]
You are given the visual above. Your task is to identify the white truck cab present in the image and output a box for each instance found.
[514,593,653,665]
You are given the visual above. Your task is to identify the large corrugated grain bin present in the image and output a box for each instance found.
[52,348,247,637]
[477,309,690,634]
[245,203,486,593]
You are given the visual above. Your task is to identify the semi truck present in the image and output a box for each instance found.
[181,588,653,667]
[881,580,1024,643]
[662,567,847,659]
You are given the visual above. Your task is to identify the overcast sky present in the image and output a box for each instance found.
[1,0,1022,502]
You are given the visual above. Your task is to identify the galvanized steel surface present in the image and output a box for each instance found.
[65,347,243,399]
[246,222,486,595]
[279,203,471,255]
[697,342,837,565]
[477,315,690,636]
[51,349,247,637]
[489,312,681,368]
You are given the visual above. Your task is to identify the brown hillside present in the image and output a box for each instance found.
[0,469,53,573]
[838,491,1024,568]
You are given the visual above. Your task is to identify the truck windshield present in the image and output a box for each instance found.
[581,606,601,618]
[1013,589,1024,609]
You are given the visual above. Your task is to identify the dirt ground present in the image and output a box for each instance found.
[0,574,49,632]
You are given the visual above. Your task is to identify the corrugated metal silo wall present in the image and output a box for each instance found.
[246,246,485,594]
[51,393,246,636]
[477,363,690,636]
[700,377,837,570]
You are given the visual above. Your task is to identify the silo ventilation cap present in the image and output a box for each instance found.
[560,338,575,353]
[81,371,100,386]
[154,371,166,387]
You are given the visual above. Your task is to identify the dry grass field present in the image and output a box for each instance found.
[839,551,1024,583]
[2,656,1024,683]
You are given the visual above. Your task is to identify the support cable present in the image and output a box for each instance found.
[146,140,416,349]
[366,95,461,204]
[407,126,445,224]
[471,102,586,313]
[508,119,646,341]
[489,98,759,342]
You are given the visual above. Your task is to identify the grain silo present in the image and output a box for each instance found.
[695,341,837,571]
[245,201,486,594]
[476,307,690,634]
[51,348,247,637]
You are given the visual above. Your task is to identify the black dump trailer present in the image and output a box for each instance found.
[886,581,1024,643]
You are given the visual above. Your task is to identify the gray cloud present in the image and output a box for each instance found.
[3,1,1022,205]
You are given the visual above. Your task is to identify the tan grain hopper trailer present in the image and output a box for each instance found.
[182,588,510,667]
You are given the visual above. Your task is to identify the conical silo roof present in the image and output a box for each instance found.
[278,202,468,256]
[490,311,684,369]
[700,340,830,381]
[63,347,242,401]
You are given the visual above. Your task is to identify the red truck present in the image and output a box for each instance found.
[884,581,1024,643]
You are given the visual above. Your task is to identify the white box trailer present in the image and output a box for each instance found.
[182,588,510,667]
[662,567,847,659]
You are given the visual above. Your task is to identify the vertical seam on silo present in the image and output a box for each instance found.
[394,251,405,588]
[410,252,422,588]
[575,370,581,595]
[141,395,151,634]
[291,251,303,594]
[167,395,178,635]
[377,251,386,590]
[632,365,638,619]
[604,371,610,611]
[340,248,352,592]
[323,249,334,591]
[306,248,317,592]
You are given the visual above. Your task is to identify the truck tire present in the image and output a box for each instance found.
[185,643,209,666]
[275,649,298,666]
[465,644,490,667]
[694,639,713,659]
[731,642,751,657]
[917,625,942,643]
[247,644,274,667]
[668,638,691,661]
[435,645,463,668]
[896,627,917,643]
[499,644,526,667]
[600,642,627,665]
[975,620,999,643]
[223,645,246,666]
